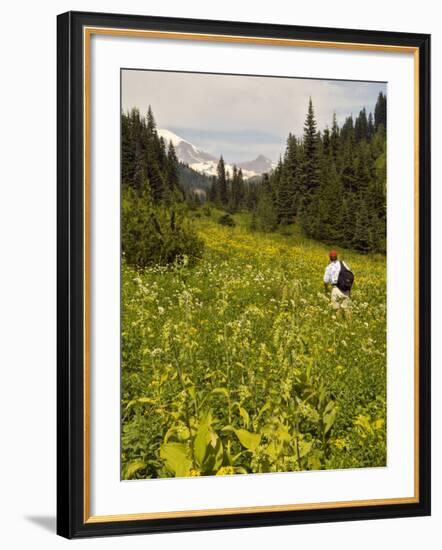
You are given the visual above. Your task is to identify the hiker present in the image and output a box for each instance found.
[323,250,354,320]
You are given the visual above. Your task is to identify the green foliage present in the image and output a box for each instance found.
[202,204,212,217]
[218,213,235,227]
[122,186,204,268]
[374,91,387,130]
[121,106,183,202]
[301,97,321,204]
[267,96,387,254]
[216,156,228,206]
[255,179,278,232]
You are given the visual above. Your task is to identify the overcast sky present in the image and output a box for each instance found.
[122,69,386,163]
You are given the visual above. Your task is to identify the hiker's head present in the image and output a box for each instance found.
[329,250,338,262]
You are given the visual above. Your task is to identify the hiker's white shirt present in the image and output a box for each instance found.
[323,260,350,285]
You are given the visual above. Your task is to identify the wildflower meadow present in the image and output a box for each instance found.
[121,211,386,479]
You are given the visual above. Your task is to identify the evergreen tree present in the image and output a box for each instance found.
[355,107,368,142]
[256,174,278,232]
[340,195,356,248]
[158,136,168,174]
[341,139,357,193]
[165,141,182,201]
[299,98,321,233]
[355,142,372,195]
[216,156,228,206]
[315,162,344,243]
[225,171,232,210]
[322,127,331,157]
[330,113,341,168]
[374,91,387,130]
[368,112,375,139]
[133,142,146,192]
[209,175,218,203]
[302,98,321,198]
[276,137,300,224]
[352,199,373,253]
[229,165,245,212]
[146,105,157,136]
[237,168,245,208]
[366,179,386,252]
[340,115,355,142]
[121,110,136,185]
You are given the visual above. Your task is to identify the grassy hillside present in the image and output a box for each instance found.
[121,211,386,479]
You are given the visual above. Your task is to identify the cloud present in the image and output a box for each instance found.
[122,69,386,162]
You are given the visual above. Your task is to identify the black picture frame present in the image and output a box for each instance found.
[57,10,431,539]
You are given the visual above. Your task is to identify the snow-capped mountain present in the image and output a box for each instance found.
[158,129,217,166]
[237,155,275,175]
[158,128,274,179]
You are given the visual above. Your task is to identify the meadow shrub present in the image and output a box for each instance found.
[122,186,204,268]
[218,213,235,227]
[202,205,212,217]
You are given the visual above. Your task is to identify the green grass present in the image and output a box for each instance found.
[121,211,386,479]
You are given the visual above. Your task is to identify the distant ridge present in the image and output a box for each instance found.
[158,128,275,179]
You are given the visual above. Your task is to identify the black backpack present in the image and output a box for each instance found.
[337,261,354,292]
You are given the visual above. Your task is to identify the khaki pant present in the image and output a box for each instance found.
[331,285,351,310]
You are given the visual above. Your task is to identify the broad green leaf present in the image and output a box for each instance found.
[164,424,190,443]
[164,425,176,443]
[323,403,337,435]
[193,413,224,473]
[233,403,250,428]
[206,434,224,472]
[125,460,146,478]
[233,429,261,452]
[125,397,156,409]
[323,400,335,415]
[187,386,196,401]
[238,406,250,428]
[298,439,313,458]
[160,442,192,477]
[193,420,210,467]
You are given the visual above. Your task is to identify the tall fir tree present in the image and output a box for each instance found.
[368,112,375,139]
[302,98,321,197]
[276,136,300,224]
[330,112,341,168]
[374,91,387,130]
[209,175,218,203]
[355,107,368,142]
[229,165,245,212]
[165,141,182,202]
[216,156,228,206]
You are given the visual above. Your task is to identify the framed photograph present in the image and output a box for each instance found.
[57,11,431,538]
